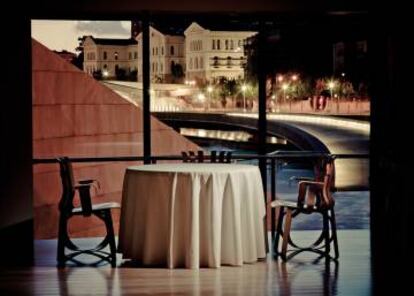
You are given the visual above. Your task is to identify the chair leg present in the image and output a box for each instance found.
[281,208,292,261]
[330,209,339,259]
[103,210,117,267]
[57,215,68,267]
[323,212,331,256]
[274,206,285,256]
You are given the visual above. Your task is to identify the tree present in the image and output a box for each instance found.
[129,70,138,81]
[71,36,86,70]
[115,68,127,80]
[92,69,102,80]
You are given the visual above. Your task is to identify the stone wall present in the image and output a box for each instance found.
[32,39,199,238]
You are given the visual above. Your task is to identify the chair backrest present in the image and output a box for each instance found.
[182,150,232,163]
[299,156,336,211]
[57,157,76,213]
[57,157,94,216]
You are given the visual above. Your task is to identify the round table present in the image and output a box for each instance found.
[118,163,266,269]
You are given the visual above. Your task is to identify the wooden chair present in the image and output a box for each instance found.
[57,157,120,267]
[181,150,232,163]
[271,156,339,261]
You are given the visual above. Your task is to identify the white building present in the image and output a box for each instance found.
[83,36,138,78]
[184,22,256,82]
[136,26,185,83]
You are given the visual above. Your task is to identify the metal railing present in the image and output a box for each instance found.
[33,150,369,248]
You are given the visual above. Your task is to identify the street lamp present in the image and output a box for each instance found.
[207,86,213,110]
[241,84,247,112]
[277,75,284,83]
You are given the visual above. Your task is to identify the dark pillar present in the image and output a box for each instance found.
[257,21,268,193]
[370,12,409,294]
[0,17,33,265]
[142,16,151,164]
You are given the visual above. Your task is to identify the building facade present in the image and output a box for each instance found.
[83,36,138,78]
[136,26,185,83]
[184,22,256,83]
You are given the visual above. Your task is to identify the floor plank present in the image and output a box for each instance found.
[0,230,371,295]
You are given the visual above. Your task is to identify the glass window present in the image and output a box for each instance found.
[170,45,175,55]
[103,51,107,60]
[212,39,216,50]
[114,52,118,60]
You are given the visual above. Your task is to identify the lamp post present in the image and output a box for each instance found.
[328,81,337,113]
[198,93,206,111]
[282,83,288,102]
[207,86,213,111]
[241,84,247,112]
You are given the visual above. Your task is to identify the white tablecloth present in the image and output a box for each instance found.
[118,163,266,269]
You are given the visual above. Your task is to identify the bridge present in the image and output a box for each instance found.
[153,112,369,191]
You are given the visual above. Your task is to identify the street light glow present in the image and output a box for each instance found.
[291,74,298,81]
[241,84,247,92]
[328,81,335,89]
[282,84,288,91]
[198,93,205,101]
[277,75,284,82]
[103,70,109,77]
[207,86,213,93]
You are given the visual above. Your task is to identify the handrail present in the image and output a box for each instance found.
[32,151,369,164]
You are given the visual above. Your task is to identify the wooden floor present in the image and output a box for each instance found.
[0,230,371,295]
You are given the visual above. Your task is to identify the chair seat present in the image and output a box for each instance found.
[72,202,120,214]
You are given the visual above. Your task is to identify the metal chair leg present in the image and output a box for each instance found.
[281,208,293,261]
[323,212,331,256]
[103,210,117,267]
[330,209,339,259]
[274,206,285,256]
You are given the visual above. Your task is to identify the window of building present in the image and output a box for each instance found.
[227,56,232,67]
[161,46,164,55]
[129,52,132,60]
[230,40,234,50]
[103,51,107,60]
[160,63,163,73]
[134,51,138,59]
[213,56,219,67]
[189,58,192,69]
[114,52,118,60]
[200,57,203,69]
[170,45,175,55]
[212,39,216,50]
[156,47,158,55]
[195,57,198,69]
[225,40,229,50]
[217,40,221,50]
[238,40,242,47]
